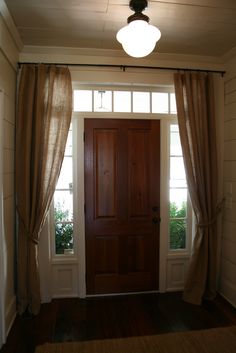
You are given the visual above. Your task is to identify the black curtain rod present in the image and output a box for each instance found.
[18,62,225,76]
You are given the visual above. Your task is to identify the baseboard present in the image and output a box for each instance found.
[5,295,16,337]
[219,277,236,309]
[218,290,236,310]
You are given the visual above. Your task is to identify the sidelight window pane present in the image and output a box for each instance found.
[169,219,186,249]
[169,123,188,250]
[56,157,73,190]
[53,125,74,255]
[54,191,73,222]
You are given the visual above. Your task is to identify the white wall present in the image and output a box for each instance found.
[219,49,236,307]
[0,6,20,346]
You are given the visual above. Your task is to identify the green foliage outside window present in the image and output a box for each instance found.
[169,201,186,249]
[54,204,73,254]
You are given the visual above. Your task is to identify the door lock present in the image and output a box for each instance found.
[152,216,160,224]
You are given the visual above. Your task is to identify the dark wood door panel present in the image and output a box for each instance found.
[94,129,118,219]
[85,119,160,295]
[128,130,149,218]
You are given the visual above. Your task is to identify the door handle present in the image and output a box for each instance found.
[152,216,160,224]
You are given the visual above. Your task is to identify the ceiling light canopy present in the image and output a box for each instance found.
[116,0,161,58]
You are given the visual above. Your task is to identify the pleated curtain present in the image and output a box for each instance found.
[16,64,72,314]
[174,72,219,305]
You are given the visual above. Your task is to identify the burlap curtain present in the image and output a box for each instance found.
[174,72,219,305]
[16,64,72,314]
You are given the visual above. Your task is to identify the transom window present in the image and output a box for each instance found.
[73,89,177,114]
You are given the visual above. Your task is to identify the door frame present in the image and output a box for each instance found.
[0,89,6,347]
[40,112,180,300]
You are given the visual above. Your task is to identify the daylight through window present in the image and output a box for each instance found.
[54,126,74,255]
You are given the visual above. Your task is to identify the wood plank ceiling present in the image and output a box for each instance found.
[4,0,236,56]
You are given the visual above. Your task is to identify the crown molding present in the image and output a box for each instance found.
[20,45,225,71]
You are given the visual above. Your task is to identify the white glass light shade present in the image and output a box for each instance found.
[116,20,161,58]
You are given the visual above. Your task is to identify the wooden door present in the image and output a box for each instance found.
[85,119,160,294]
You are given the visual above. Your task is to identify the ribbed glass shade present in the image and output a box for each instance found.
[116,20,161,58]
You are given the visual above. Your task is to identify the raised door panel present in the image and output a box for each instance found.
[128,130,149,218]
[94,129,118,219]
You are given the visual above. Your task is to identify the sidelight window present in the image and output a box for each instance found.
[169,124,189,250]
[53,126,74,255]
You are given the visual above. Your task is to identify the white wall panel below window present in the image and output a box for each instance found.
[52,264,79,298]
[166,258,189,292]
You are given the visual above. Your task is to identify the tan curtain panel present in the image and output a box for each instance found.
[16,64,72,314]
[174,72,219,305]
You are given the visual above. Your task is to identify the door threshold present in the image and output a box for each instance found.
[86,290,159,298]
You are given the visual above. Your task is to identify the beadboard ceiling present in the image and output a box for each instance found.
[4,0,236,57]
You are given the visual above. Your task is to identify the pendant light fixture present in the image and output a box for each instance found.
[116,0,161,58]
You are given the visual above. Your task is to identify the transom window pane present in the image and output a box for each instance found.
[152,92,169,113]
[133,92,150,113]
[114,91,131,112]
[94,90,112,112]
[74,90,92,112]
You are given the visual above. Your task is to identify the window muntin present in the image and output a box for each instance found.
[54,126,74,255]
[169,124,188,250]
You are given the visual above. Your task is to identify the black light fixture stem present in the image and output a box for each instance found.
[128,0,149,23]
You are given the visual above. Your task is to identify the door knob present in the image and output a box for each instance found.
[152,206,159,212]
[152,216,160,224]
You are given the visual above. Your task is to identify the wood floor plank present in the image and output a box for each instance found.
[1,293,236,353]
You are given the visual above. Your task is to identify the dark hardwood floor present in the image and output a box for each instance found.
[1,292,236,353]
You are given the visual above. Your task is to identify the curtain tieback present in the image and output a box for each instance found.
[16,206,39,245]
[197,198,225,229]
